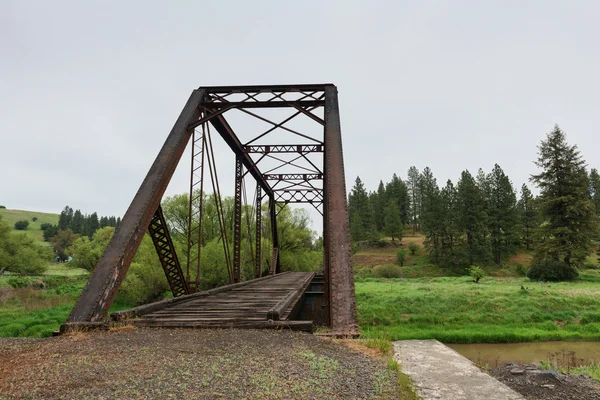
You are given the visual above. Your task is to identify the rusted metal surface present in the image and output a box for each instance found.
[269,247,279,276]
[244,144,323,154]
[269,195,280,274]
[64,89,203,324]
[148,205,189,297]
[323,85,358,332]
[255,184,262,278]
[186,125,206,290]
[233,155,243,283]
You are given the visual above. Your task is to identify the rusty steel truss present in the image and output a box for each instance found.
[65,84,357,332]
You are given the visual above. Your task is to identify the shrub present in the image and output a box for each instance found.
[8,277,33,288]
[369,239,389,248]
[14,220,29,230]
[527,260,579,282]
[396,249,407,266]
[0,205,5,209]
[583,262,599,270]
[0,233,51,275]
[515,263,527,276]
[32,217,38,222]
[408,242,419,256]
[372,264,402,278]
[468,265,485,283]
[354,266,373,279]
[118,262,169,305]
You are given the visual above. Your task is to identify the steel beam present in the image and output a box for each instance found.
[203,100,324,109]
[323,85,358,332]
[233,155,243,283]
[255,184,262,278]
[65,89,204,323]
[201,84,331,93]
[269,195,280,274]
[263,174,323,181]
[208,115,273,198]
[148,206,189,297]
[244,145,323,154]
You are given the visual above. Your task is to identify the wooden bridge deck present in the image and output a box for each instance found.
[110,271,317,332]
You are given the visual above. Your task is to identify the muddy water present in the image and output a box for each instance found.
[448,342,600,368]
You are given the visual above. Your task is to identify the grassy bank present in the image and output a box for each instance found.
[0,264,132,337]
[357,271,600,343]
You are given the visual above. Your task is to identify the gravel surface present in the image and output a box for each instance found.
[491,363,600,400]
[0,328,401,399]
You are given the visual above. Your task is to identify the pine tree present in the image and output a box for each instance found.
[87,212,100,238]
[386,174,410,225]
[383,200,403,241]
[439,179,462,268]
[531,125,598,269]
[373,181,386,232]
[457,170,489,266]
[350,212,365,242]
[517,184,538,250]
[486,164,518,265]
[348,177,376,241]
[71,210,84,234]
[58,206,74,230]
[419,167,443,262]
[589,168,600,215]
[407,166,420,234]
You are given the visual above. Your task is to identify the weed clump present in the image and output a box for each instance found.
[468,266,485,283]
[408,242,419,256]
[528,260,578,282]
[372,265,402,278]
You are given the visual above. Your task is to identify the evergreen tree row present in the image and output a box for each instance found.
[349,126,600,275]
[42,206,121,242]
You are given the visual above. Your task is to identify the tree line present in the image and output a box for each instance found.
[349,126,600,279]
[66,193,320,300]
[41,206,121,261]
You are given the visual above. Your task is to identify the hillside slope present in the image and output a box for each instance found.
[0,208,59,245]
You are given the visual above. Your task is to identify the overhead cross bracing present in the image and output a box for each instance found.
[63,84,357,335]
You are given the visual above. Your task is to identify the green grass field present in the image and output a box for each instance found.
[357,271,600,343]
[0,208,59,246]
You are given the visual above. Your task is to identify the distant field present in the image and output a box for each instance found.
[0,208,59,246]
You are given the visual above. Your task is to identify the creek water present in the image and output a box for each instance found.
[448,342,600,368]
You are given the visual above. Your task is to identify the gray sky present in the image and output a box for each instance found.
[2,0,599,234]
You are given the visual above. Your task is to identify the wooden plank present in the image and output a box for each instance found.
[110,272,288,321]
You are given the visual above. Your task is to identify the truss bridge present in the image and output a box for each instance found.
[61,84,357,336]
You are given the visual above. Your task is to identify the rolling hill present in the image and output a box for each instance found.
[0,208,60,246]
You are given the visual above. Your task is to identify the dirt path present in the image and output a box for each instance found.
[0,328,401,399]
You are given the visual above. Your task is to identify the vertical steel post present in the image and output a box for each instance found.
[323,85,358,332]
[233,155,243,283]
[269,195,280,274]
[255,184,262,278]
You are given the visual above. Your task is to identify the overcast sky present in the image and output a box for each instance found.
[2,0,599,233]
